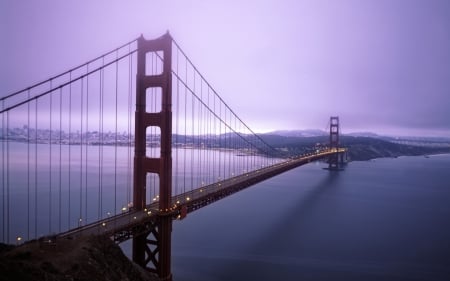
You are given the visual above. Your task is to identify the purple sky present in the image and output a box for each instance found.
[1,0,450,136]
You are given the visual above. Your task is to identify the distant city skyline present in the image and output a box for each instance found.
[4,125,450,141]
[2,0,450,137]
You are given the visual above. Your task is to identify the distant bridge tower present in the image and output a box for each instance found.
[328,116,341,170]
[133,33,173,281]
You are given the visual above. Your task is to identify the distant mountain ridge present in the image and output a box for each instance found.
[265,129,326,137]
[260,131,450,161]
[266,129,450,142]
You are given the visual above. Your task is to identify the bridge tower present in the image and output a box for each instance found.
[328,116,341,170]
[133,33,173,281]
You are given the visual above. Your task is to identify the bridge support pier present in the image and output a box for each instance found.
[133,33,173,281]
[132,217,172,280]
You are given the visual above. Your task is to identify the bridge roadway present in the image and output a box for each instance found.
[57,148,346,242]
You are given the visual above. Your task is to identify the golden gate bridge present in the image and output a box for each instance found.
[0,32,346,281]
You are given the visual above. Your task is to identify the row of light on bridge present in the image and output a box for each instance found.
[14,148,340,245]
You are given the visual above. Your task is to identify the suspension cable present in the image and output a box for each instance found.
[1,38,138,101]
[0,50,138,114]
[171,38,281,158]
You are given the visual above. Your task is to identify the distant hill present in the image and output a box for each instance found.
[339,136,450,161]
[173,131,450,161]
[345,132,383,138]
[266,129,327,137]
[258,133,450,161]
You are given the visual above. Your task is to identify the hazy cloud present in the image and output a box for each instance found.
[1,0,450,136]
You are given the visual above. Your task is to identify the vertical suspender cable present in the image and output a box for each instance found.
[252,134,255,170]
[1,100,4,242]
[198,78,202,186]
[34,97,38,238]
[98,61,102,220]
[68,71,72,228]
[80,76,84,225]
[99,57,104,219]
[85,65,89,224]
[58,86,62,232]
[223,104,226,178]
[201,79,206,186]
[191,72,194,192]
[27,90,31,240]
[114,51,118,216]
[183,58,187,195]
[49,80,53,234]
[213,92,216,184]
[207,87,211,184]
[230,113,232,177]
[235,116,237,172]
[6,111,9,243]
[1,101,4,242]
[218,101,221,181]
[198,77,201,188]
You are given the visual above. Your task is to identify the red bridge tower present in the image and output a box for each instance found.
[133,33,173,281]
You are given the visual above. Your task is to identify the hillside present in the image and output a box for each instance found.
[340,136,450,161]
[0,236,159,281]
[259,134,450,161]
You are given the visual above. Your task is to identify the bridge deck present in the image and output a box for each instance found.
[57,148,346,242]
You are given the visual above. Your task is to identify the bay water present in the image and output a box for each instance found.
[2,141,450,280]
[169,155,450,281]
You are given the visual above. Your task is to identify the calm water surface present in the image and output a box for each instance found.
[2,142,272,240]
[170,155,450,281]
[3,141,450,280]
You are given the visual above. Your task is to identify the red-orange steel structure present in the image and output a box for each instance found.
[132,32,173,281]
[1,31,349,281]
